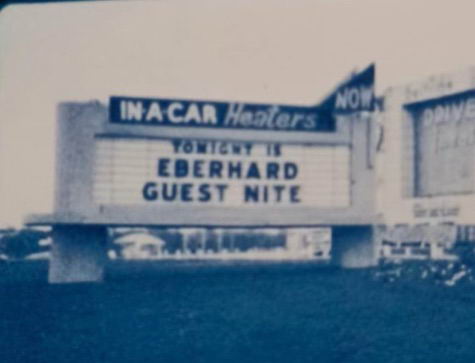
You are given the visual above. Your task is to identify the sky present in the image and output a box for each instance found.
[2,0,475,227]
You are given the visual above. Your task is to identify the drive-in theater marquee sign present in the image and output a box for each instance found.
[103,97,349,208]
[35,64,377,227]
[26,64,379,283]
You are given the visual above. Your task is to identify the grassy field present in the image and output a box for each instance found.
[1,260,475,363]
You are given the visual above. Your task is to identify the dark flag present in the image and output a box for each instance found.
[320,63,375,113]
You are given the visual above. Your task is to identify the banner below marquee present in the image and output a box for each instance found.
[109,64,375,132]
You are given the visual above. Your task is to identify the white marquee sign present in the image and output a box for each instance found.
[92,137,350,208]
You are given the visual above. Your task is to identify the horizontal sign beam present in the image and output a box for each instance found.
[109,96,336,133]
[109,65,375,133]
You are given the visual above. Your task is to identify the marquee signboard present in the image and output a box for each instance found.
[26,64,376,227]
[92,137,350,208]
[20,58,378,282]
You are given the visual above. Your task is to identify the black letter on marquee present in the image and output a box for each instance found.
[158,158,170,177]
[172,139,182,153]
[215,184,228,202]
[244,185,259,202]
[175,159,189,178]
[162,183,178,201]
[273,185,285,202]
[246,162,261,179]
[143,182,158,201]
[284,163,298,179]
[198,184,211,202]
[266,163,279,179]
[193,160,205,178]
[196,141,208,154]
[181,183,193,202]
[209,160,223,178]
[183,141,193,153]
[228,161,242,179]
[290,185,300,203]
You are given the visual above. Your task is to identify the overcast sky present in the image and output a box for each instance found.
[1,0,475,227]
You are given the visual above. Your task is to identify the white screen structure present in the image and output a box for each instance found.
[92,138,350,208]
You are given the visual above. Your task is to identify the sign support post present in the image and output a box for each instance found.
[331,226,377,268]
[49,225,108,283]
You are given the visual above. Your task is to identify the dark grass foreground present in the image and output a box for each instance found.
[1,260,475,363]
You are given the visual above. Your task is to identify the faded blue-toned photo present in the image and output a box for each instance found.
[1,1,475,362]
